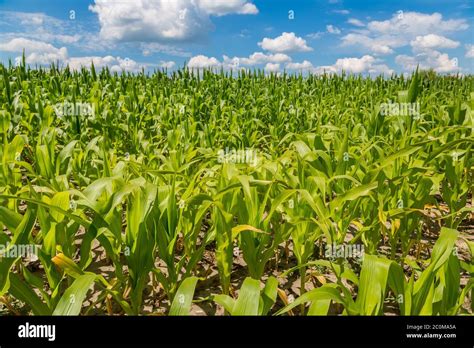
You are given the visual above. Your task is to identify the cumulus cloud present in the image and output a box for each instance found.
[186,52,395,75]
[159,61,176,69]
[140,43,191,58]
[0,37,147,72]
[0,37,68,65]
[187,52,292,70]
[286,60,314,70]
[347,18,365,27]
[284,56,393,75]
[326,25,341,35]
[258,32,312,53]
[88,0,258,43]
[341,12,469,55]
[197,0,258,16]
[89,0,210,42]
[68,56,144,72]
[466,44,474,58]
[225,52,291,66]
[264,62,280,72]
[367,12,468,35]
[307,25,345,40]
[1,37,59,53]
[410,34,460,50]
[341,34,397,55]
[396,49,460,73]
[314,55,394,75]
[187,55,220,69]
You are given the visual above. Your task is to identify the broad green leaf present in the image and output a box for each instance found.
[169,277,199,316]
[52,274,96,315]
[233,277,261,316]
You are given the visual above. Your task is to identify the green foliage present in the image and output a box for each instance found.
[0,64,471,315]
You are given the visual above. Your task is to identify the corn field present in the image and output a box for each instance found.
[0,62,473,316]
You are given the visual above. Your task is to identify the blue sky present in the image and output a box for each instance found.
[0,0,473,74]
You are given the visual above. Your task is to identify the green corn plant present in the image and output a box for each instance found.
[234,176,282,280]
[277,227,471,316]
[0,204,37,297]
[211,163,239,295]
[123,179,157,314]
[0,63,472,317]
[438,150,471,229]
[51,253,133,315]
[275,259,358,315]
[0,135,26,196]
[398,227,472,315]
[213,276,279,315]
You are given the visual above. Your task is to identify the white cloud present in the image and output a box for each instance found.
[396,49,460,73]
[306,32,323,40]
[258,32,312,53]
[284,56,393,75]
[367,12,468,35]
[88,0,258,43]
[314,55,393,75]
[326,25,341,35]
[286,60,314,70]
[264,63,280,72]
[238,52,291,65]
[333,10,350,15]
[395,32,463,73]
[191,52,292,70]
[410,34,459,50]
[2,36,395,76]
[341,12,469,55]
[68,56,144,72]
[0,37,146,72]
[1,11,60,28]
[0,37,68,65]
[308,25,343,40]
[0,37,59,53]
[159,61,176,69]
[221,56,240,70]
[22,31,82,45]
[466,44,474,58]
[140,43,191,58]
[186,52,292,71]
[22,13,44,26]
[331,55,375,73]
[395,55,419,72]
[22,49,68,65]
[0,11,79,45]
[197,0,258,16]
[89,0,210,42]
[341,34,396,55]
[187,55,220,69]
[0,11,107,52]
[333,55,393,74]
[53,34,81,44]
[347,18,365,27]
